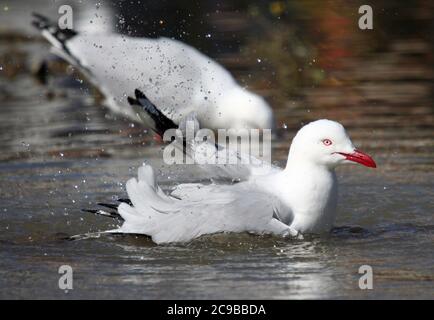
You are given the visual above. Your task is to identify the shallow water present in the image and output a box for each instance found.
[0,1,433,299]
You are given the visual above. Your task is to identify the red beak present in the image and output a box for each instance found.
[337,149,376,168]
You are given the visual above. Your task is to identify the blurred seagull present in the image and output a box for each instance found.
[83,92,376,244]
[32,13,273,130]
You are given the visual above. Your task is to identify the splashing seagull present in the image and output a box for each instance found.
[31,13,273,130]
[81,91,376,244]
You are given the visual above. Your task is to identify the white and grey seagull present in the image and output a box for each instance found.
[32,13,273,130]
[83,90,376,244]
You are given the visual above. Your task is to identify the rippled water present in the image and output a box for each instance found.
[0,1,433,299]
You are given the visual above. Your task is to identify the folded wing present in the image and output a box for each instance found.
[109,164,294,244]
[128,90,281,181]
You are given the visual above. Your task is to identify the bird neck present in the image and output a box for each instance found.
[281,156,338,233]
[283,154,337,197]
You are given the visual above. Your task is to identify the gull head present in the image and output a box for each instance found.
[288,119,376,169]
[217,87,274,130]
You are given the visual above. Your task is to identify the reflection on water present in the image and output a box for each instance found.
[0,0,433,299]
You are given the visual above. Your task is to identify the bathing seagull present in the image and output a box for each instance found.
[32,13,273,130]
[84,93,376,244]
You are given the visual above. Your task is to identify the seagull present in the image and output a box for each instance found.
[82,90,376,244]
[32,13,274,130]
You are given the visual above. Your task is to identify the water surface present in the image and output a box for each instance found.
[0,0,433,299]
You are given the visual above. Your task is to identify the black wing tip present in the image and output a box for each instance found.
[82,202,122,217]
[81,209,98,214]
[97,202,119,210]
[31,21,41,30]
[117,198,132,205]
[134,88,147,100]
[127,96,139,106]
[80,199,132,220]
[82,209,123,220]
[128,88,177,136]
[32,13,48,30]
[31,12,78,40]
[127,90,149,106]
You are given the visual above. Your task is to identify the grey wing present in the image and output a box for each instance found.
[60,34,235,123]
[109,164,295,243]
[189,139,281,180]
[128,90,282,181]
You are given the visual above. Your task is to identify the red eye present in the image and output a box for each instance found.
[323,139,332,146]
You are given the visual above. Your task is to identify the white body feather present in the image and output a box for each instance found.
[43,31,273,129]
[107,120,368,244]
[113,165,298,244]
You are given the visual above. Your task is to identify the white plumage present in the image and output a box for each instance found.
[34,14,273,130]
[106,119,376,244]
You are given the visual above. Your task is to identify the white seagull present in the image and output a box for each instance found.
[32,13,273,130]
[84,92,376,244]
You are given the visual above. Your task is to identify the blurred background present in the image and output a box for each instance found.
[0,0,433,299]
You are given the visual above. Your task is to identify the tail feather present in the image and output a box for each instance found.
[137,164,157,190]
[81,197,136,220]
[115,164,181,234]
[81,208,122,220]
